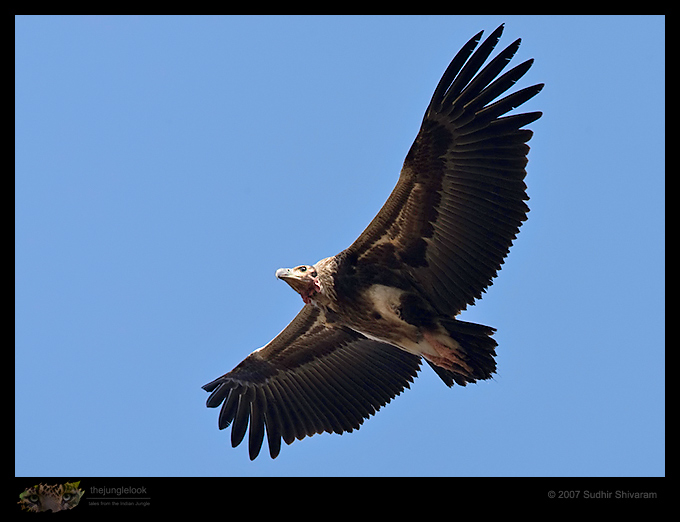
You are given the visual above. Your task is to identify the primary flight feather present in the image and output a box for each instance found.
[203,24,543,460]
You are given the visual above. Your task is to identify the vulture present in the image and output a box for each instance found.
[203,24,543,460]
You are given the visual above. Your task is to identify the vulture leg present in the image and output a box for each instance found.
[422,331,474,374]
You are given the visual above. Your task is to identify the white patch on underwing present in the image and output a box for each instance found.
[364,284,404,321]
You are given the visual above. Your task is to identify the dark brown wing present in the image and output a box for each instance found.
[203,304,421,460]
[344,24,543,315]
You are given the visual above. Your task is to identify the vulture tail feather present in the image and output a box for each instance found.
[427,319,498,387]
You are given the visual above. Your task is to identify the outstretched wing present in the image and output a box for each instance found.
[344,24,543,316]
[203,304,421,460]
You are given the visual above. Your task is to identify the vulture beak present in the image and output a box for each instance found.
[275,267,292,280]
[275,267,307,293]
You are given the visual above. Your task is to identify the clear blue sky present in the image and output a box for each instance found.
[16,15,664,477]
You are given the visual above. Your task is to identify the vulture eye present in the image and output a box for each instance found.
[298,266,307,273]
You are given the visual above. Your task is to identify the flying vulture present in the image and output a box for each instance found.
[203,24,543,460]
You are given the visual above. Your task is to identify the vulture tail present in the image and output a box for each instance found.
[426,318,498,387]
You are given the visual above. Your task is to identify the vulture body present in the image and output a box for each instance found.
[203,24,543,460]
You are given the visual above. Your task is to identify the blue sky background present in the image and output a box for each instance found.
[16,15,664,477]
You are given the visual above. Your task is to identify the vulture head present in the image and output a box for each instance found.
[276,264,321,304]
